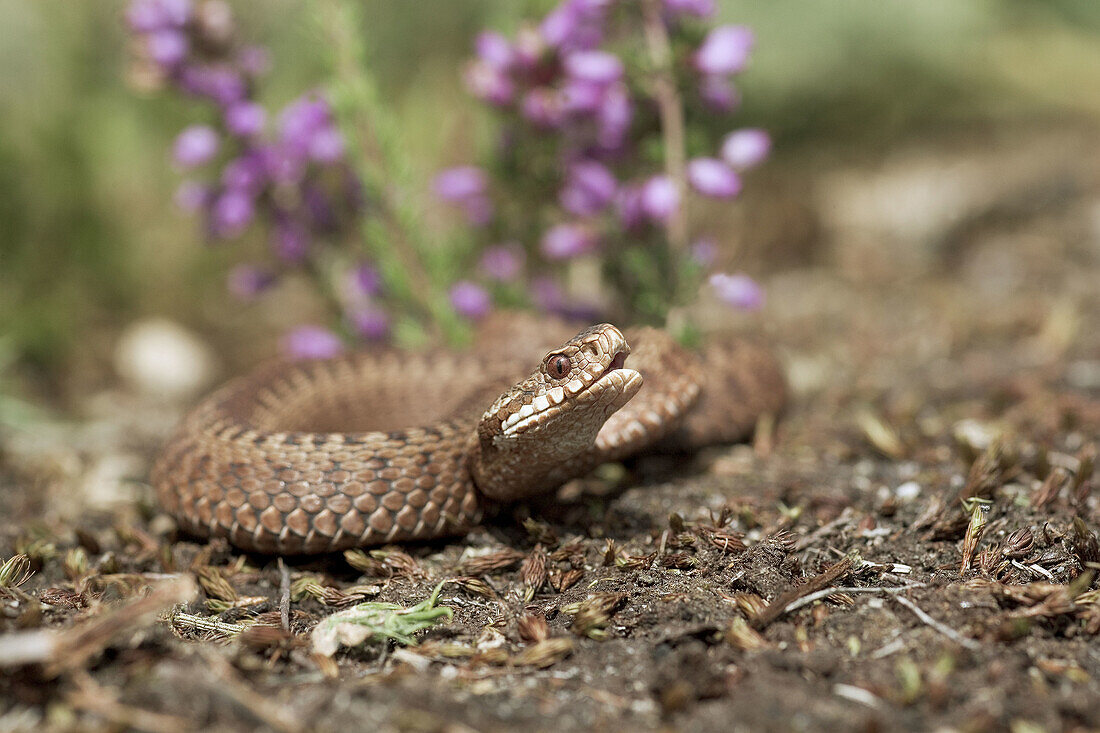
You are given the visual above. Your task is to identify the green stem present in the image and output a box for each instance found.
[318,0,469,346]
[641,0,690,316]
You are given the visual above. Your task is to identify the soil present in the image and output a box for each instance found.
[2,124,1100,732]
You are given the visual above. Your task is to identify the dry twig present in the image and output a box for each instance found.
[753,557,854,629]
[893,595,981,651]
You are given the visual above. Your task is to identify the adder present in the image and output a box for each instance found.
[152,318,785,554]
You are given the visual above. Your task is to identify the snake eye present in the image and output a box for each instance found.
[546,353,571,379]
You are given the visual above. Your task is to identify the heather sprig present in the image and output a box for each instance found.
[316,0,470,346]
[129,0,769,354]
[439,0,770,329]
[127,0,437,353]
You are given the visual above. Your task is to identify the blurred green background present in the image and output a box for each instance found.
[2,0,1100,393]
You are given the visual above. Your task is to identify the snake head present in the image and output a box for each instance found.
[471,323,643,501]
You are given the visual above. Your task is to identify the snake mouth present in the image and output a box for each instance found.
[549,348,641,421]
[586,348,632,398]
[500,347,640,437]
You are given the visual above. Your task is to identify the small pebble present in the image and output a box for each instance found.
[953,418,999,453]
[895,481,921,501]
[114,318,218,401]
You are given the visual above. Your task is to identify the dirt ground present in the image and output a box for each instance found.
[2,123,1100,732]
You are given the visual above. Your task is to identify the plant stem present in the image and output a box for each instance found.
[641,0,689,261]
[318,0,468,345]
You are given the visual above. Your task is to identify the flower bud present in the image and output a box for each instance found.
[721,128,771,170]
[282,326,343,360]
[694,25,754,75]
[687,157,742,198]
[709,272,763,310]
[449,281,492,319]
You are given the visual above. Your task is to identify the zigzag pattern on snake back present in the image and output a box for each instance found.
[152,320,786,555]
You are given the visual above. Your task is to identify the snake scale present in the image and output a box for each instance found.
[153,318,786,554]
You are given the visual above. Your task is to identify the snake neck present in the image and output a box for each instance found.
[467,416,607,502]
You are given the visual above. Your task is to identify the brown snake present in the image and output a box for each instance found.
[152,321,786,554]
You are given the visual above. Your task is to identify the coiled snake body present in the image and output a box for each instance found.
[153,321,785,554]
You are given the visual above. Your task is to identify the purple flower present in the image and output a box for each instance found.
[349,306,390,340]
[640,175,680,222]
[540,2,581,48]
[146,29,189,68]
[211,189,253,236]
[541,0,608,52]
[559,160,617,216]
[521,88,565,128]
[126,1,164,32]
[179,65,246,105]
[272,220,308,261]
[541,223,596,260]
[709,272,763,310]
[173,125,219,167]
[227,264,274,300]
[464,61,515,106]
[563,51,623,85]
[350,263,382,298]
[699,75,740,112]
[279,93,332,155]
[565,25,605,53]
[690,238,718,266]
[561,79,604,113]
[475,31,515,69]
[307,127,345,163]
[282,326,344,360]
[597,84,632,149]
[207,70,246,105]
[174,180,209,212]
[126,0,191,32]
[687,158,742,198]
[449,281,492,320]
[479,243,524,281]
[721,128,771,170]
[221,152,266,193]
[663,0,715,18]
[280,95,330,134]
[694,25,754,75]
[225,101,266,137]
[433,166,488,202]
[259,144,304,184]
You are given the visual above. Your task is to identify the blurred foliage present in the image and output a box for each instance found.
[0,338,47,430]
[1,0,1100,382]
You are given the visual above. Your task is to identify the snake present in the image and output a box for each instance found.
[152,319,786,554]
